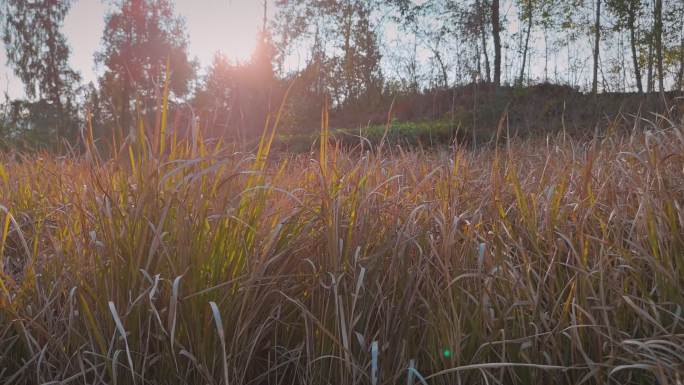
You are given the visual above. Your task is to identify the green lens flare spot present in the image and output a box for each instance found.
[443,349,451,358]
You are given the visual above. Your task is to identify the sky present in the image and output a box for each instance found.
[0,0,267,99]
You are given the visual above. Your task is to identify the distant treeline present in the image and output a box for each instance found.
[272,84,683,152]
[1,0,683,150]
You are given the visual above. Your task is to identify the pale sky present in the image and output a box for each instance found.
[0,0,267,99]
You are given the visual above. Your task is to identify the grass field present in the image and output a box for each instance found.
[0,114,683,384]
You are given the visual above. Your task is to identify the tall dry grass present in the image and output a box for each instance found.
[0,111,683,384]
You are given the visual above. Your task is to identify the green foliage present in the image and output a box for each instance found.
[2,0,80,103]
[0,98,80,150]
[2,0,81,142]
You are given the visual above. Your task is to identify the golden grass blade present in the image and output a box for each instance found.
[0,164,7,186]
[0,210,10,268]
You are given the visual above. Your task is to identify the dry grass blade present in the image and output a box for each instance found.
[108,301,136,385]
[210,301,230,385]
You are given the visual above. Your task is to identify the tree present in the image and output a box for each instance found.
[0,98,79,148]
[606,0,644,93]
[476,0,492,82]
[676,1,684,90]
[253,0,277,87]
[460,0,491,83]
[194,53,238,138]
[511,0,559,85]
[274,0,383,108]
[350,4,384,102]
[680,31,684,90]
[194,1,278,140]
[96,0,195,138]
[2,0,81,140]
[491,0,502,86]
[653,0,664,94]
[592,0,602,94]
[385,0,501,86]
[626,0,644,93]
[391,1,448,87]
[517,0,534,85]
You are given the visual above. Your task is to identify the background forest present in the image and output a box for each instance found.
[0,0,683,150]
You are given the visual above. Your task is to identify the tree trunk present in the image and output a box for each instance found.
[433,48,449,88]
[477,0,491,82]
[480,25,491,83]
[544,27,549,81]
[476,44,482,80]
[679,21,684,90]
[654,0,664,95]
[45,5,65,141]
[491,0,501,86]
[628,5,643,93]
[342,2,353,101]
[592,0,601,95]
[518,0,533,85]
[647,32,654,92]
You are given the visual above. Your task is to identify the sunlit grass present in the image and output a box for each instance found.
[0,111,683,384]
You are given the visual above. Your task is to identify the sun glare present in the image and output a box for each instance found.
[176,0,263,64]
